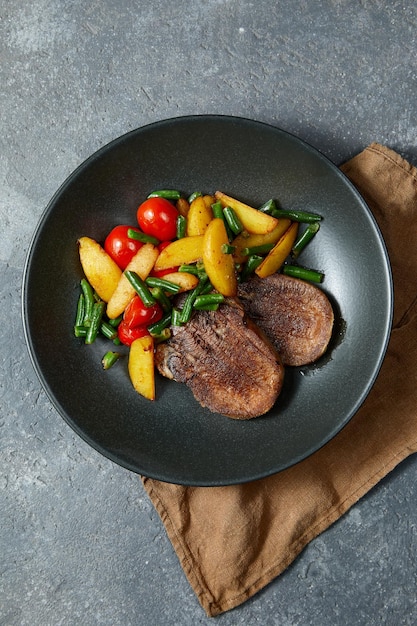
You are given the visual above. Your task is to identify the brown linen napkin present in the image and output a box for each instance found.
[142,143,417,617]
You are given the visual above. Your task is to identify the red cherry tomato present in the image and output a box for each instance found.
[137,197,178,241]
[123,295,163,328]
[104,225,143,270]
[117,320,150,347]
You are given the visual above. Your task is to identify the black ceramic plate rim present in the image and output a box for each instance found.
[22,115,393,486]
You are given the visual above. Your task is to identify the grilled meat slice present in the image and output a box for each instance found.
[155,299,284,419]
[238,274,334,366]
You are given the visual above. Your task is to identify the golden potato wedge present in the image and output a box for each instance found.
[186,196,214,236]
[255,222,299,278]
[78,236,122,302]
[203,218,237,297]
[232,218,292,263]
[160,271,199,293]
[106,243,159,319]
[203,194,215,208]
[214,191,278,234]
[128,335,155,400]
[176,197,190,217]
[153,235,204,271]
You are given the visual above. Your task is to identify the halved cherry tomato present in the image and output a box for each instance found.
[117,320,150,346]
[104,225,143,270]
[124,295,163,328]
[137,197,178,241]
[150,241,179,277]
[118,295,163,346]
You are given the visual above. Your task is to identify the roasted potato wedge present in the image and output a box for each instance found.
[153,235,204,271]
[232,219,292,263]
[78,236,122,302]
[214,191,278,234]
[176,197,190,217]
[106,243,158,319]
[128,335,155,400]
[203,218,237,296]
[160,271,199,292]
[186,196,214,236]
[255,222,299,278]
[202,194,215,208]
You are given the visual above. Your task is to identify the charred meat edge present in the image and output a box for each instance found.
[238,274,334,367]
[155,298,284,419]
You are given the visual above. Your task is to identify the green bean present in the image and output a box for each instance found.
[101,351,121,370]
[178,293,196,324]
[80,279,95,326]
[178,263,199,275]
[108,314,123,328]
[75,293,85,327]
[152,328,172,343]
[85,301,106,344]
[292,223,320,258]
[179,276,210,324]
[240,255,263,282]
[145,276,181,294]
[124,271,156,307]
[223,206,243,235]
[199,280,214,295]
[171,308,183,326]
[211,201,224,220]
[178,262,207,281]
[241,243,275,256]
[74,325,87,338]
[147,189,181,200]
[283,264,324,283]
[188,191,203,203]
[148,311,173,336]
[195,262,208,278]
[269,209,322,223]
[193,293,225,309]
[127,228,160,246]
[221,243,236,255]
[100,320,118,341]
[258,198,278,214]
[176,214,187,239]
[150,287,173,313]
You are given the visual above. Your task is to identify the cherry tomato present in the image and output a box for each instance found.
[137,197,178,241]
[123,295,163,328]
[104,225,143,270]
[117,320,150,347]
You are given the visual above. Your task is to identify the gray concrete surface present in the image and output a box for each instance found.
[2,1,417,624]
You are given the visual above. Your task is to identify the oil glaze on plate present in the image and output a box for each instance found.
[23,116,393,486]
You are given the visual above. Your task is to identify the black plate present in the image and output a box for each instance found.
[22,116,393,486]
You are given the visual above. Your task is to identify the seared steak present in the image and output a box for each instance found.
[155,299,284,419]
[238,274,334,366]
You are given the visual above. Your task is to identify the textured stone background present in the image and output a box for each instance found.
[2,1,417,624]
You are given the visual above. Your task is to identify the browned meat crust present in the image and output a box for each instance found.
[155,299,284,419]
[238,274,334,366]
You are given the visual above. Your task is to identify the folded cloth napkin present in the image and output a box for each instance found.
[142,143,417,617]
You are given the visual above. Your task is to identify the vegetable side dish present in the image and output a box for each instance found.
[75,189,333,419]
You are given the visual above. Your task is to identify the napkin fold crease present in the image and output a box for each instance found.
[142,143,417,617]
